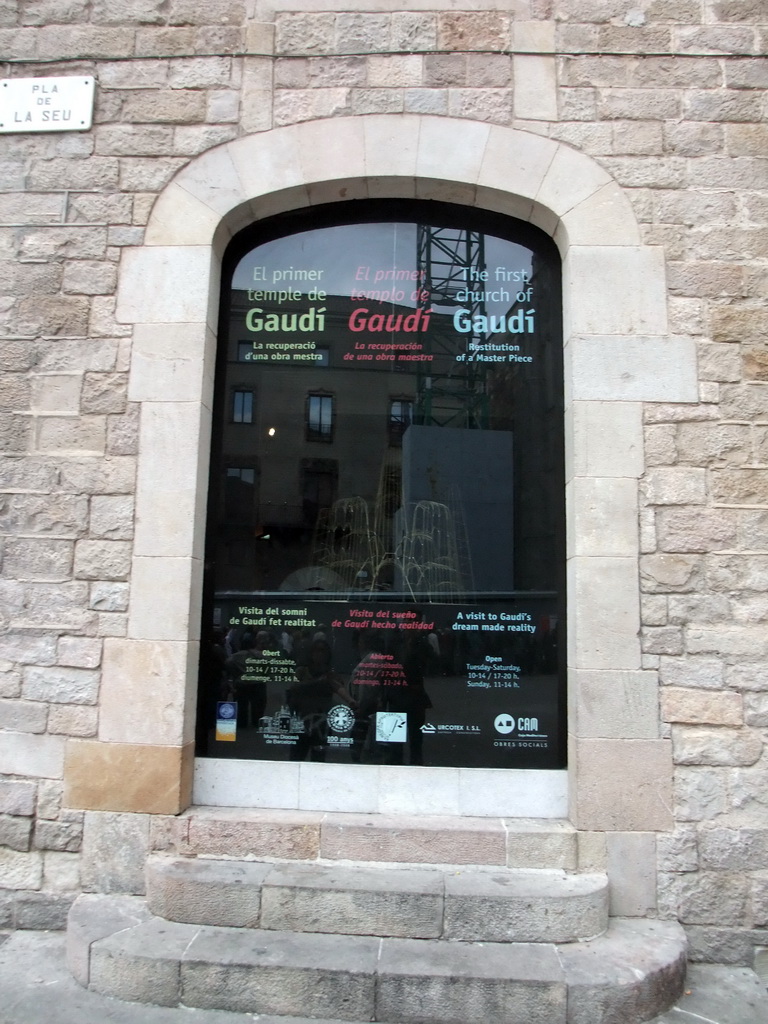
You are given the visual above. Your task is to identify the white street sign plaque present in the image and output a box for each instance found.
[0,76,95,133]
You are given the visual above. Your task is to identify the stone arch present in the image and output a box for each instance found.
[64,115,696,827]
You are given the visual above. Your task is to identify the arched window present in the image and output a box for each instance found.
[197,200,565,771]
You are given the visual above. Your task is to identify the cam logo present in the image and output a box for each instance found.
[494,714,515,735]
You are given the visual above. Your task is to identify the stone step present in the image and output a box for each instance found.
[146,855,609,943]
[68,894,687,1024]
[164,806,578,869]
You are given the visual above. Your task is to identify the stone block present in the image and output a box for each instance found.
[712,469,768,506]
[29,374,81,415]
[182,927,378,1018]
[89,495,134,541]
[744,693,768,728]
[0,814,32,852]
[661,871,749,927]
[377,937,564,1024]
[67,892,152,986]
[15,892,75,929]
[147,856,266,927]
[34,818,83,853]
[700,828,768,872]
[505,820,577,871]
[606,832,657,916]
[263,863,444,939]
[0,494,88,544]
[89,581,129,612]
[657,508,738,553]
[569,669,659,739]
[118,157,187,193]
[116,245,214,326]
[62,260,117,296]
[570,737,674,831]
[37,780,62,820]
[674,766,729,821]
[128,556,203,642]
[64,740,194,815]
[3,537,73,583]
[43,850,81,892]
[0,730,65,780]
[57,637,101,671]
[672,725,763,767]
[443,871,608,943]
[80,811,149,895]
[560,919,686,1024]
[367,54,422,88]
[424,53,467,87]
[22,664,99,705]
[391,12,437,51]
[405,88,449,115]
[321,813,506,865]
[173,124,238,155]
[73,539,131,581]
[0,780,36,817]
[35,416,106,456]
[0,698,47,734]
[90,916,186,1006]
[187,809,321,860]
[0,848,43,890]
[276,13,335,55]
[657,828,698,873]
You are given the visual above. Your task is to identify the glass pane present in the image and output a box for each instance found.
[199,205,564,771]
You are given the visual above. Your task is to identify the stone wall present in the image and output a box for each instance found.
[0,0,766,963]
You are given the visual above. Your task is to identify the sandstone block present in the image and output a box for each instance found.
[74,540,131,581]
[697,342,741,383]
[48,704,99,737]
[198,25,244,55]
[643,467,707,505]
[712,305,768,344]
[89,495,134,541]
[108,226,145,246]
[672,725,763,767]
[437,11,510,50]
[23,664,99,705]
[404,89,449,115]
[641,553,702,593]
[570,738,673,831]
[0,192,65,225]
[448,88,513,124]
[0,848,43,890]
[335,12,391,54]
[95,124,175,158]
[667,593,730,625]
[662,688,743,726]
[424,53,466,86]
[712,469,768,505]
[727,123,768,157]
[119,157,187,193]
[16,296,90,337]
[168,57,231,88]
[135,26,194,56]
[350,88,402,115]
[122,90,206,124]
[657,508,738,553]
[27,157,119,191]
[367,55,422,88]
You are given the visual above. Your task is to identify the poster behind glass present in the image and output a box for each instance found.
[198,209,565,770]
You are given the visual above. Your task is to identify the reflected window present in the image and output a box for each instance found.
[224,466,257,524]
[232,390,254,423]
[389,399,413,446]
[237,341,254,362]
[306,394,334,442]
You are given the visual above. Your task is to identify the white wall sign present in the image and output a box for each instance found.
[0,76,94,133]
